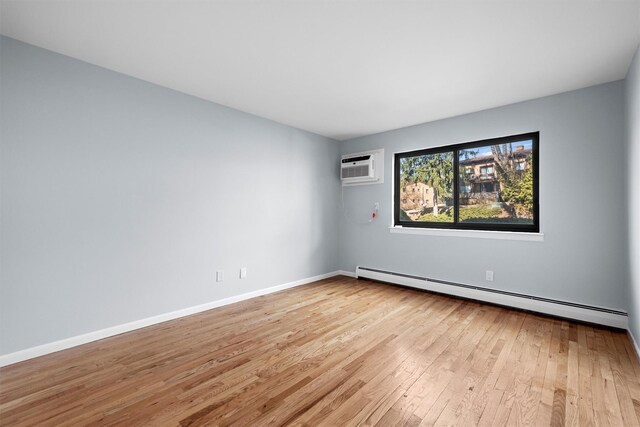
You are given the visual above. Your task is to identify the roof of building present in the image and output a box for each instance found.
[460,149,532,165]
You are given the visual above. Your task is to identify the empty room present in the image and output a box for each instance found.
[1,0,640,426]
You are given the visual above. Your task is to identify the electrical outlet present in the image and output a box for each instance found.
[240,267,247,279]
[374,202,379,211]
[216,270,224,282]
[485,270,494,282]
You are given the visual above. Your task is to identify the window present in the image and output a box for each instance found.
[395,132,539,232]
[397,151,454,223]
[482,183,494,192]
[480,166,493,176]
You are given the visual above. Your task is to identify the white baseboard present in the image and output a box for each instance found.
[0,270,345,368]
[4,269,633,368]
[355,267,628,329]
[336,269,357,278]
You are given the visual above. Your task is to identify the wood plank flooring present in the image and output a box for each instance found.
[1,276,639,426]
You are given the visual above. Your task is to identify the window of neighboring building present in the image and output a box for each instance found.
[394,132,539,232]
[480,166,494,175]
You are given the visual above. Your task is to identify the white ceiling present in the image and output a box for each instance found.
[1,1,639,140]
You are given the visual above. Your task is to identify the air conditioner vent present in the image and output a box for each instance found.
[341,164,370,179]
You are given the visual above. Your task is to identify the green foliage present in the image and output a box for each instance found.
[416,204,533,224]
[500,156,534,218]
[459,205,502,220]
[418,207,454,222]
[488,145,534,219]
[400,152,453,210]
[418,205,500,222]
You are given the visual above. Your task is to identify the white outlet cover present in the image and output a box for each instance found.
[216,271,224,282]
[240,268,247,279]
[485,270,494,281]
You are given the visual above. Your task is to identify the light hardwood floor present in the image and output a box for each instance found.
[1,276,639,426]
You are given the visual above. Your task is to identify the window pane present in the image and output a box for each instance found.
[458,140,534,225]
[399,152,454,223]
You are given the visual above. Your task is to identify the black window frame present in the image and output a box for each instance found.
[394,132,539,233]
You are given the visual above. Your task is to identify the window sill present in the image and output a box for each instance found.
[389,226,544,242]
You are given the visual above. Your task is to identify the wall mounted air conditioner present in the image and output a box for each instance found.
[341,149,384,186]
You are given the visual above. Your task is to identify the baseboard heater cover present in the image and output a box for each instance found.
[355,266,628,329]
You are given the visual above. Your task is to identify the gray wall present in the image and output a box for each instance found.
[0,37,340,355]
[339,81,629,312]
[1,35,634,357]
[626,44,640,340]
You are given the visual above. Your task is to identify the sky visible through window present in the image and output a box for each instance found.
[464,140,533,157]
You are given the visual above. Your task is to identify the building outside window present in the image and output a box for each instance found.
[395,132,539,232]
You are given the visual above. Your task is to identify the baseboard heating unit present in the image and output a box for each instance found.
[355,266,628,329]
